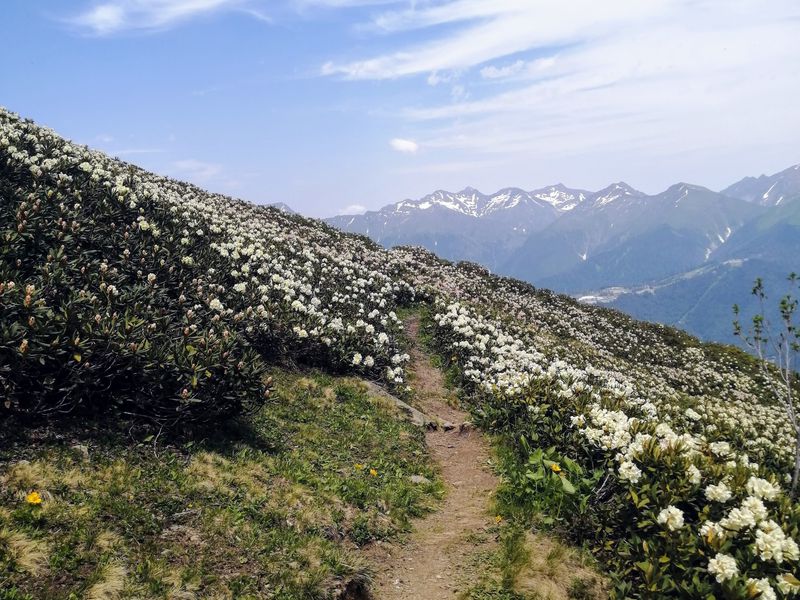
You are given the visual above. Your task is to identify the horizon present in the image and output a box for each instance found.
[3,0,799,217]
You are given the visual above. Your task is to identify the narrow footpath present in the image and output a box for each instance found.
[367,316,499,599]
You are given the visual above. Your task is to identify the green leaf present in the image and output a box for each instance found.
[526,470,544,481]
[560,475,576,494]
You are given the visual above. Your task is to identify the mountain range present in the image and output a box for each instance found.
[327,164,800,348]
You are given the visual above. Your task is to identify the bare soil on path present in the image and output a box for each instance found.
[366,316,499,599]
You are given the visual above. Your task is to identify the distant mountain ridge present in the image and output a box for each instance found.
[722,163,800,207]
[327,163,800,349]
[338,184,590,219]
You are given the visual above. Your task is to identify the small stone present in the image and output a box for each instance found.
[410,474,431,485]
[459,421,473,433]
[71,444,89,460]
[442,421,455,431]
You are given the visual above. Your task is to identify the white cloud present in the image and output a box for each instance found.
[70,0,267,34]
[450,84,467,101]
[82,4,125,34]
[323,0,800,177]
[109,148,165,155]
[322,0,676,79]
[171,159,222,180]
[390,138,419,154]
[480,59,526,80]
[340,203,367,214]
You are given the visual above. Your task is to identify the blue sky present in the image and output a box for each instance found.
[2,1,799,217]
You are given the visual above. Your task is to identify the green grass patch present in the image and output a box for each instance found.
[0,371,442,599]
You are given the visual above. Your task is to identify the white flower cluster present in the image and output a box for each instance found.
[0,106,415,387]
[427,297,800,594]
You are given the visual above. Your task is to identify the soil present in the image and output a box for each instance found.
[366,316,500,599]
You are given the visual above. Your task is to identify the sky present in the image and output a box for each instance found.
[1,1,799,217]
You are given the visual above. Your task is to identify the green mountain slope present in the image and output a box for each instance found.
[504,183,763,292]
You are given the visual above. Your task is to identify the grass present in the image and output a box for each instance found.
[0,371,443,599]
[465,526,606,600]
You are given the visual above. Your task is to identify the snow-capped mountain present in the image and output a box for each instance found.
[722,163,800,207]
[326,163,799,349]
[327,185,588,269]
[360,185,588,219]
[583,182,645,209]
[530,184,590,211]
[500,181,762,290]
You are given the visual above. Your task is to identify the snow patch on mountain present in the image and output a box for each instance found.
[590,183,642,208]
[383,185,589,219]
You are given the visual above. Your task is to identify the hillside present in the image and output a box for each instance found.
[2,107,799,599]
[584,185,800,346]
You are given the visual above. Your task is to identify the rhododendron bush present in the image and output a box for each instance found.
[426,299,800,597]
[0,108,413,424]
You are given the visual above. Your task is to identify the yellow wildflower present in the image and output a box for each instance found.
[26,491,43,505]
[369,468,378,477]
[495,515,503,524]
[355,463,365,471]
[550,463,562,473]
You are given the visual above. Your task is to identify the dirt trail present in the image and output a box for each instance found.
[367,317,499,599]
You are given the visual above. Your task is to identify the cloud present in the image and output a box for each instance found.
[109,148,166,156]
[171,159,222,180]
[480,59,526,80]
[321,0,675,79]
[389,138,419,154]
[322,0,800,177]
[340,203,367,214]
[69,0,268,35]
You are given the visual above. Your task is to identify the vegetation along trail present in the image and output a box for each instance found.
[367,316,499,599]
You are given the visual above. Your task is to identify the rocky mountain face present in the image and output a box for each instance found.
[327,185,587,269]
[722,163,800,207]
[327,164,800,348]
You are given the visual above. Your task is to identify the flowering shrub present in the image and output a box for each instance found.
[0,107,414,424]
[0,113,270,424]
[427,299,800,597]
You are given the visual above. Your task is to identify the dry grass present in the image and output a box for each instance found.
[514,533,606,600]
[1,371,441,598]
[86,562,127,600]
[94,530,124,553]
[0,528,48,576]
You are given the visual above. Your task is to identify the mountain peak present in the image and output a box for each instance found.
[722,162,800,206]
[588,182,643,207]
[459,186,481,195]
[666,182,702,195]
[530,184,589,212]
[268,202,295,214]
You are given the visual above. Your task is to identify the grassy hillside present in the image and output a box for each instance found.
[1,373,440,599]
[2,107,799,599]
